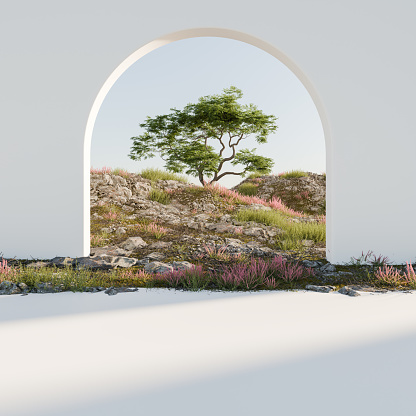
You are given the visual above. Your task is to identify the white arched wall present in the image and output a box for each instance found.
[1,0,415,264]
[84,28,333,263]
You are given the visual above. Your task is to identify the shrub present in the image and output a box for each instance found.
[150,265,209,291]
[374,262,416,285]
[214,256,314,291]
[139,168,188,183]
[148,188,171,205]
[0,259,18,281]
[237,182,258,196]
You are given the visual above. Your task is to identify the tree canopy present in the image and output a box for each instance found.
[129,86,278,186]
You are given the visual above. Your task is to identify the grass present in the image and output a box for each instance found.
[234,208,326,250]
[139,167,188,183]
[246,171,265,180]
[136,221,168,239]
[278,170,309,179]
[148,188,171,205]
[237,182,258,196]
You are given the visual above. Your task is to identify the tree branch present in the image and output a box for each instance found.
[214,170,246,181]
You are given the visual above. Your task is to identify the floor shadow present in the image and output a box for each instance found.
[0,288,273,323]
[39,328,416,416]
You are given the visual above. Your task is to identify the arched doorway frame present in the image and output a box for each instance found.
[84,27,332,257]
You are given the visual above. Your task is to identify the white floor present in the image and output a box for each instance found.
[1,288,416,416]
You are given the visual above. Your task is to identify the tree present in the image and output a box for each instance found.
[129,86,278,186]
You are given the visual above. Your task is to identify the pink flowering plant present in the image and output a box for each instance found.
[0,259,18,282]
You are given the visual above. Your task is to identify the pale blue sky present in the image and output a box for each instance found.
[91,37,325,188]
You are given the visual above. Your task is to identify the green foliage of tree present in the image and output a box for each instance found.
[129,86,278,186]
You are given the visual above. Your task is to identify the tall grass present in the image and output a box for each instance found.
[234,208,326,244]
[237,182,258,196]
[278,170,309,179]
[148,188,171,205]
[139,168,188,183]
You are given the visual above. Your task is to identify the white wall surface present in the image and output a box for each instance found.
[1,0,415,263]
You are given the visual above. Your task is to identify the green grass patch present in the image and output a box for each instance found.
[139,168,188,183]
[234,208,326,246]
[237,182,258,196]
[279,170,309,179]
[148,188,171,205]
[246,171,264,180]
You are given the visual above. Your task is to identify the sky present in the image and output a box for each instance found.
[91,37,325,189]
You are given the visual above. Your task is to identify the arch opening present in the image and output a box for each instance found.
[85,28,331,263]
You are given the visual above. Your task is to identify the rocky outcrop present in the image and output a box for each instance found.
[232,172,326,215]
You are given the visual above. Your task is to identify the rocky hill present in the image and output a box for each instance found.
[232,172,326,215]
[84,171,326,274]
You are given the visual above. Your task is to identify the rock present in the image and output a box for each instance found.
[90,246,131,257]
[145,252,166,261]
[144,261,174,274]
[115,227,127,234]
[338,286,360,297]
[119,237,148,251]
[26,261,51,269]
[206,223,236,233]
[73,257,115,270]
[170,261,195,271]
[243,227,268,238]
[100,256,138,268]
[305,284,336,293]
[0,281,21,295]
[302,240,315,247]
[50,257,74,268]
[105,287,139,296]
[302,260,321,268]
[247,204,271,211]
[320,263,336,273]
[17,282,29,291]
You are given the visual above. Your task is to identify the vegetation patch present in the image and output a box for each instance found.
[138,167,189,183]
[278,170,309,179]
[237,182,258,196]
[148,188,171,205]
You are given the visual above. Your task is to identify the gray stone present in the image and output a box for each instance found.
[100,256,138,268]
[302,260,320,268]
[243,227,267,238]
[50,257,74,268]
[169,261,195,271]
[0,281,21,295]
[320,263,336,273]
[73,257,114,270]
[119,237,148,251]
[144,261,174,274]
[206,223,236,233]
[148,241,173,249]
[305,284,336,293]
[247,204,271,211]
[104,287,139,296]
[338,286,360,297]
[145,252,166,261]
